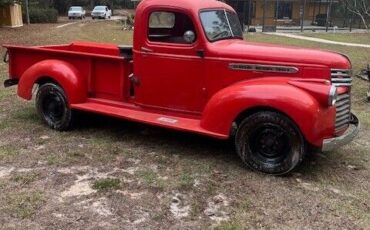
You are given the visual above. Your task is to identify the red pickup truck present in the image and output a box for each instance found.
[3,0,359,175]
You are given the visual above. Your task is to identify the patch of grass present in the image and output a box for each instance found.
[238,197,251,210]
[0,119,11,130]
[0,145,18,160]
[6,191,45,219]
[301,33,370,45]
[13,107,39,122]
[92,178,121,192]
[46,155,59,165]
[215,220,245,230]
[11,172,40,185]
[190,201,202,219]
[177,173,194,190]
[138,169,165,190]
[357,110,370,126]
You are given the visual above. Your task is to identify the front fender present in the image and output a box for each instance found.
[18,59,87,104]
[201,79,336,147]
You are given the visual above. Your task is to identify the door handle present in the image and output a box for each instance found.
[196,49,205,58]
[141,47,153,53]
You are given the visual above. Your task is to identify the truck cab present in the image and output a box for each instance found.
[3,0,359,175]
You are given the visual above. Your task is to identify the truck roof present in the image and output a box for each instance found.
[137,0,234,13]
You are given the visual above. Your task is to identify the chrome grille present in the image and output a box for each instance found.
[331,69,352,86]
[331,69,352,133]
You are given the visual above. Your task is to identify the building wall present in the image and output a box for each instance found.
[226,0,328,26]
[0,4,23,27]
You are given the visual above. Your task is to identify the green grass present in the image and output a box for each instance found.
[301,33,370,45]
[138,169,165,190]
[92,178,121,192]
[11,172,40,185]
[177,172,194,190]
[215,221,245,230]
[6,191,45,219]
[0,145,18,160]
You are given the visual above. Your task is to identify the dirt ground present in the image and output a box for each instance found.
[0,20,369,229]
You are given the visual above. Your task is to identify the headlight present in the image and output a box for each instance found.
[328,85,338,106]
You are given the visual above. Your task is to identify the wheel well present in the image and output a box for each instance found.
[36,76,58,86]
[234,106,283,125]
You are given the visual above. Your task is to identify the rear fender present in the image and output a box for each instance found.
[18,60,87,104]
[200,79,335,147]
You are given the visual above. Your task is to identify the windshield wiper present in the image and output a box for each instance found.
[212,31,232,40]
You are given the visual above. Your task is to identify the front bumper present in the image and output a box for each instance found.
[322,113,360,152]
[68,14,82,17]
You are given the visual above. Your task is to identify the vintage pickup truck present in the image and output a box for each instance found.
[3,0,360,175]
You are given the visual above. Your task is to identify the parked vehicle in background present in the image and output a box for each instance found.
[2,0,360,175]
[68,6,86,20]
[91,6,112,19]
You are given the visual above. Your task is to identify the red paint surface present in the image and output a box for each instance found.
[3,0,352,148]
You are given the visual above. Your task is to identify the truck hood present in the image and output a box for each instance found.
[209,39,351,69]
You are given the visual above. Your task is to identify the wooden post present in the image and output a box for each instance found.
[312,0,316,25]
[262,0,267,31]
[300,0,306,32]
[25,0,30,25]
[325,0,333,32]
[342,1,348,28]
[242,0,247,30]
[248,0,252,29]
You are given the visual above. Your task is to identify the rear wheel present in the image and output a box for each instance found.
[235,111,306,175]
[36,83,74,131]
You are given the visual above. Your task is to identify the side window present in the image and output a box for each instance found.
[148,11,196,44]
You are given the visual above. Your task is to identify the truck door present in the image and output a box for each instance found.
[134,10,205,114]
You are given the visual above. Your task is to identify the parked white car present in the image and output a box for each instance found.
[68,6,86,20]
[91,6,112,19]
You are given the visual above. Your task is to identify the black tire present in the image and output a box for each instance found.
[235,111,306,175]
[36,83,74,131]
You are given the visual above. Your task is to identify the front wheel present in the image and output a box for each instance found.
[36,83,74,131]
[235,111,306,175]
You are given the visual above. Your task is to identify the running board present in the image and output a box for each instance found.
[71,102,228,139]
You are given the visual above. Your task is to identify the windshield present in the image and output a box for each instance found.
[69,7,82,12]
[200,10,243,42]
[94,6,106,11]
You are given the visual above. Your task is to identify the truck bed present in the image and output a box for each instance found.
[5,41,133,101]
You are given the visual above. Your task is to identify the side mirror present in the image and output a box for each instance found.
[183,30,196,44]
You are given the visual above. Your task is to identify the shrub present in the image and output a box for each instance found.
[26,8,58,23]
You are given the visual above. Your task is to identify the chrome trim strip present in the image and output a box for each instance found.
[229,63,299,74]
